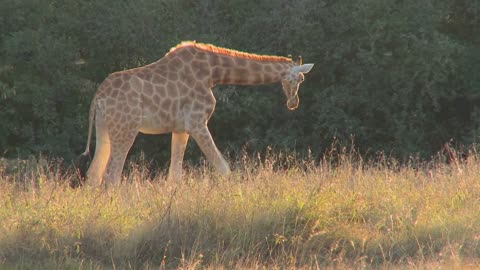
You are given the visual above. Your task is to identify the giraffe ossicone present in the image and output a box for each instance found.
[81,41,314,186]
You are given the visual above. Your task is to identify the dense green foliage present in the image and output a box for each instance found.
[1,0,479,162]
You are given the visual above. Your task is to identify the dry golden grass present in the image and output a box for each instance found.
[0,148,479,269]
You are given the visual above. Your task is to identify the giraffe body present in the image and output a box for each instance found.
[82,42,313,186]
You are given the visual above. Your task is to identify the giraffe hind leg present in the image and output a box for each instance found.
[86,117,111,187]
[102,131,138,186]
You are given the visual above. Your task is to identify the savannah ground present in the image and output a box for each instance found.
[0,147,479,269]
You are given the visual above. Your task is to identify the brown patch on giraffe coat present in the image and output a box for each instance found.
[250,62,263,72]
[161,98,172,111]
[179,96,190,108]
[273,62,285,72]
[112,78,122,88]
[191,60,210,79]
[190,112,206,122]
[183,65,193,74]
[112,112,121,122]
[121,82,131,91]
[190,60,201,69]
[234,68,249,79]
[178,67,187,81]
[143,82,154,96]
[195,67,210,79]
[183,72,196,88]
[166,82,177,97]
[128,92,139,102]
[127,95,138,107]
[212,67,222,82]
[208,54,221,67]
[263,73,273,83]
[177,83,191,97]
[193,82,204,90]
[111,89,119,99]
[118,92,127,102]
[153,75,165,84]
[168,72,178,81]
[131,107,141,117]
[220,56,234,68]
[264,65,273,73]
[152,94,161,105]
[196,52,207,60]
[169,57,183,70]
[155,85,167,97]
[222,69,232,83]
[235,58,248,67]
[142,96,153,109]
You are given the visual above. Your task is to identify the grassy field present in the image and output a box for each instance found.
[0,148,479,269]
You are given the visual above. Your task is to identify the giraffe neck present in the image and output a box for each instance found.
[209,55,292,86]
[165,43,293,87]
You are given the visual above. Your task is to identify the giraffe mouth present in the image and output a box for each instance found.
[287,96,299,111]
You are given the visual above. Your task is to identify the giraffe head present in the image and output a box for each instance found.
[281,60,314,110]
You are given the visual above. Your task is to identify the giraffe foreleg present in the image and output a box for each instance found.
[167,132,190,181]
[191,126,231,177]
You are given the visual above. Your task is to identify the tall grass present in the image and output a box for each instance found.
[0,147,479,269]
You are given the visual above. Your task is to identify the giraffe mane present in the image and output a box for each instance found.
[169,41,293,63]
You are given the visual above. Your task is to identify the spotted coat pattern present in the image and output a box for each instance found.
[82,41,312,186]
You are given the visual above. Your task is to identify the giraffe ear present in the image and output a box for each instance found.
[296,55,303,65]
[292,63,314,74]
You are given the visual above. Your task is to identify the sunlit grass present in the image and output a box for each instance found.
[0,147,479,269]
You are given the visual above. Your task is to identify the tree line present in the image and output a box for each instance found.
[1,0,479,164]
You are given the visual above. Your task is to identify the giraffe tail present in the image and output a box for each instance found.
[82,96,97,157]
[75,96,96,186]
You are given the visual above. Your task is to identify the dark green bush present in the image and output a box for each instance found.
[1,0,478,162]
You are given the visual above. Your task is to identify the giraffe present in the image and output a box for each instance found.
[81,41,314,186]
